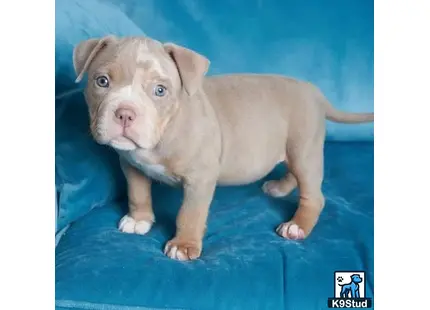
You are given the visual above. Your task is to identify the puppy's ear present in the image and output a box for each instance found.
[163,43,210,96]
[73,35,116,83]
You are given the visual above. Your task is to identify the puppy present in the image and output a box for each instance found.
[73,35,373,261]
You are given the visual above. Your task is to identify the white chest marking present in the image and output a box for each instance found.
[118,151,180,186]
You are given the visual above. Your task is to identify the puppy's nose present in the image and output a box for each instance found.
[114,108,136,127]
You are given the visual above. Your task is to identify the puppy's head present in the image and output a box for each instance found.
[73,36,209,151]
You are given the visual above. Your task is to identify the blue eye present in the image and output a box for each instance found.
[96,75,109,88]
[154,85,167,97]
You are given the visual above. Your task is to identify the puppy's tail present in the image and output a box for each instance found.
[318,91,374,124]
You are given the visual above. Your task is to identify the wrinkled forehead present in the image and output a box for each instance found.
[91,37,179,87]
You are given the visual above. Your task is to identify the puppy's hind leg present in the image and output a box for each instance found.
[276,134,325,240]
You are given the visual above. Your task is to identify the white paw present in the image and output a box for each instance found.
[118,215,152,235]
[262,181,287,197]
[163,239,201,261]
[164,245,188,261]
[276,221,305,240]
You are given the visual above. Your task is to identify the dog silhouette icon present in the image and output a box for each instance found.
[338,274,363,298]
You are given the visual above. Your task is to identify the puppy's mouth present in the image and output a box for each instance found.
[108,128,155,151]
[92,127,139,151]
[109,135,138,151]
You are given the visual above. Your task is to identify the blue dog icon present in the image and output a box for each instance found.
[338,274,362,298]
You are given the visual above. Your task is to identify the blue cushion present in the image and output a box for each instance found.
[55,0,144,231]
[56,142,374,310]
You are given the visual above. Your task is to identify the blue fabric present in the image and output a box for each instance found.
[56,142,374,310]
[55,0,144,231]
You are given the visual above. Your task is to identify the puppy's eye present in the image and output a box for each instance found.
[96,76,109,88]
[154,84,167,97]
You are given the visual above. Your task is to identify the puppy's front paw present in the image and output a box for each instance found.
[164,238,202,261]
[276,221,305,240]
[118,215,153,235]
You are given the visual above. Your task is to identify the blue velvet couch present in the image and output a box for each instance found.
[55,1,374,309]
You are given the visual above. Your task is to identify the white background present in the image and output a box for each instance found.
[0,0,429,309]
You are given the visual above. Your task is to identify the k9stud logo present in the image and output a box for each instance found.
[327,271,372,308]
